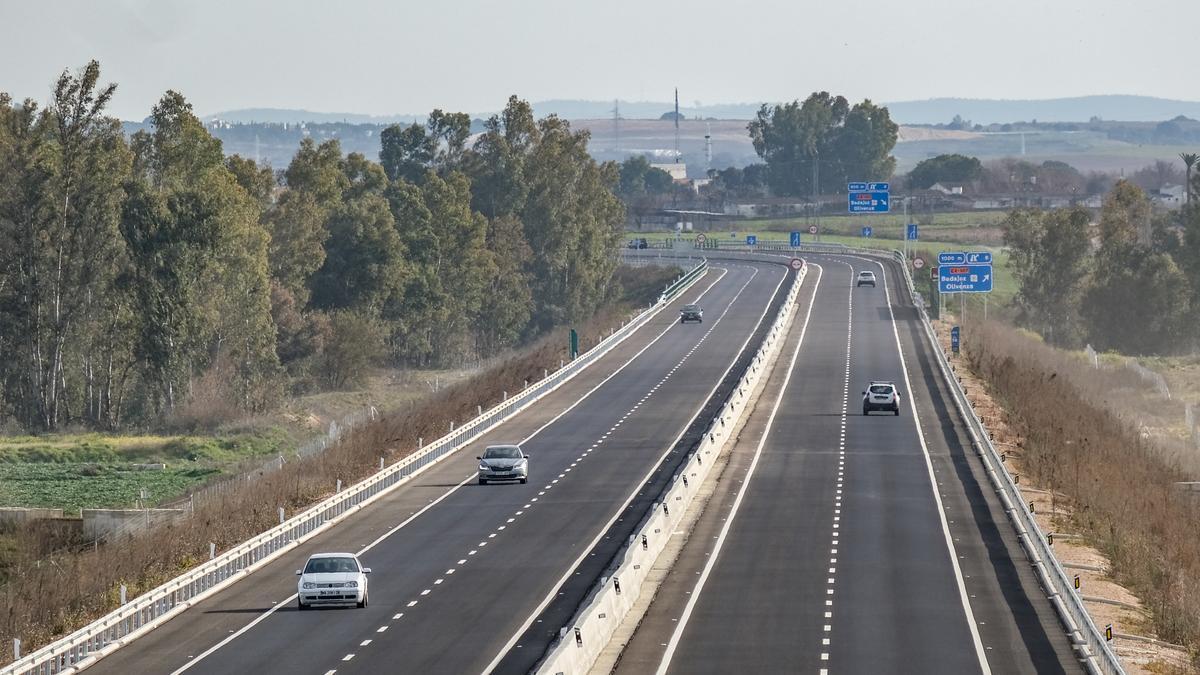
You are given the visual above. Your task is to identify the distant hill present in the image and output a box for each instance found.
[884,96,1200,125]
[199,96,1200,127]
[200,108,420,125]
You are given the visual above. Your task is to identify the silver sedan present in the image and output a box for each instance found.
[477,444,529,485]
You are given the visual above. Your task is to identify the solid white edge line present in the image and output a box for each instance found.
[481,262,789,675]
[168,268,733,675]
[866,254,992,675]
[653,262,824,675]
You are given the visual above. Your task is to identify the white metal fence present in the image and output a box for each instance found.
[1,261,709,675]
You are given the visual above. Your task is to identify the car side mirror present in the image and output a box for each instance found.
[363,568,372,574]
[524,453,531,458]
[476,456,481,460]
[295,570,302,576]
[861,391,866,395]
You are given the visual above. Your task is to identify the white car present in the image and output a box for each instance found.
[856,270,877,287]
[862,381,901,415]
[296,552,370,610]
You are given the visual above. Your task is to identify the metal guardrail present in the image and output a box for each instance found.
[536,258,808,674]
[875,248,1124,675]
[2,260,709,675]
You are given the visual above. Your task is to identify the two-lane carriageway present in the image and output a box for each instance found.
[84,258,793,675]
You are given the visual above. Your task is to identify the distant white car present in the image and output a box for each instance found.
[862,381,901,416]
[296,552,370,610]
[856,271,877,287]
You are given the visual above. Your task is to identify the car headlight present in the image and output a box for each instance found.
[302,582,315,589]
[345,580,358,588]
[479,463,490,471]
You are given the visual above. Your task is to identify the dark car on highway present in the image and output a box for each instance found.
[680,304,704,323]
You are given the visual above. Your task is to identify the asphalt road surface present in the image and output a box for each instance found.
[84,259,790,675]
[611,252,1080,675]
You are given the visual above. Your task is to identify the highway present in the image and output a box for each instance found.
[609,252,1081,675]
[83,258,792,675]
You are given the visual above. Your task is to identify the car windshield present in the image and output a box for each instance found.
[682,305,699,311]
[484,446,521,459]
[860,272,873,277]
[305,557,359,574]
[869,385,892,394]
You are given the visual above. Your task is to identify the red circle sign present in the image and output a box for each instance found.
[913,257,926,269]
[808,225,818,234]
[790,258,804,270]
[695,233,707,246]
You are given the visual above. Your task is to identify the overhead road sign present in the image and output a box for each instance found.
[790,231,801,247]
[939,264,993,293]
[848,191,890,213]
[849,182,889,191]
[938,252,967,265]
[966,251,992,264]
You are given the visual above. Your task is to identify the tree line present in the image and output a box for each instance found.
[1004,175,1200,355]
[0,62,625,432]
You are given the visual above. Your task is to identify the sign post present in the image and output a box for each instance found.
[951,326,960,354]
[569,329,579,359]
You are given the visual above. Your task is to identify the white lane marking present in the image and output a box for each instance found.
[485,262,789,675]
[377,626,388,633]
[392,613,403,620]
[342,654,355,661]
[654,263,823,675]
[865,254,992,674]
[359,639,372,646]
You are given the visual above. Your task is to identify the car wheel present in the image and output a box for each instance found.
[520,477,527,484]
[894,407,900,416]
[862,406,869,416]
[298,598,308,611]
[357,592,368,609]
[478,478,487,485]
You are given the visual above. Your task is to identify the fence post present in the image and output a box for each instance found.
[543,368,548,380]
[477,405,482,417]
[524,380,529,389]
[450,421,455,432]
[13,638,19,660]
[120,585,127,605]
[503,391,508,401]
[209,542,216,560]
[379,457,385,470]
[278,507,285,524]
[336,479,342,493]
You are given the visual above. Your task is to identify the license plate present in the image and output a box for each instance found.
[319,590,340,596]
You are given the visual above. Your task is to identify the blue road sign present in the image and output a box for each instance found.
[938,252,967,265]
[966,251,993,264]
[790,231,801,247]
[868,182,890,191]
[939,264,993,293]
[746,235,757,246]
[861,226,872,238]
[848,191,890,213]
[848,182,868,191]
[907,223,919,240]
[950,326,960,354]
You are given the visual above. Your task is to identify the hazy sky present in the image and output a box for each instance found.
[2,0,1197,121]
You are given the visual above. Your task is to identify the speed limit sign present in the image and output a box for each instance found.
[808,225,818,235]
[913,257,926,269]
[789,258,804,271]
[695,233,707,246]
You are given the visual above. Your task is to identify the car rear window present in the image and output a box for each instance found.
[869,385,892,394]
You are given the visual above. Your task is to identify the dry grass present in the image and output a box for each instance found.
[962,320,1200,666]
[0,269,677,661]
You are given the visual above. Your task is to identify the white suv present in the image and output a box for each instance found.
[856,271,876,287]
[862,381,900,415]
